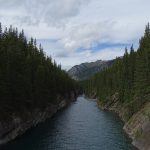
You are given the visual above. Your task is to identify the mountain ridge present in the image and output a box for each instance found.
[68,59,115,80]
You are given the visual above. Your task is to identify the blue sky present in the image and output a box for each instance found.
[0,0,149,69]
[76,43,132,52]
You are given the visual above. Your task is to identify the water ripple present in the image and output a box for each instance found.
[0,96,137,150]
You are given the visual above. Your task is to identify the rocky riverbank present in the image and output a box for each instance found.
[97,93,150,150]
[0,92,78,145]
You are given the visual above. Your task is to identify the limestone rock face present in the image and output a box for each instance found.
[124,102,150,150]
[98,94,150,150]
[0,92,78,145]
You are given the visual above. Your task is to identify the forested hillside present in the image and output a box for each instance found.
[84,23,150,119]
[0,23,78,121]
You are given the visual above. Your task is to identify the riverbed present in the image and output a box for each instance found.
[0,96,137,150]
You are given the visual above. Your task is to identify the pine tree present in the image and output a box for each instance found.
[0,23,78,120]
[83,23,150,116]
[0,22,2,40]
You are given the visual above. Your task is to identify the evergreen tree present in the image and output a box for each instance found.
[0,23,79,120]
[83,23,150,117]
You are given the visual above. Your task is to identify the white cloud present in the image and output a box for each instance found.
[0,0,150,69]
[54,47,125,70]
[0,0,90,26]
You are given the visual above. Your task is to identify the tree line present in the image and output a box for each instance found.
[83,23,150,118]
[0,23,78,120]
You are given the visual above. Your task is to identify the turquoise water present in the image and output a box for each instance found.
[0,96,137,150]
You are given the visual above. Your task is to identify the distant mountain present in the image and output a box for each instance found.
[68,59,115,81]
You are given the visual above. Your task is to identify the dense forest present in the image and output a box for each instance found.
[84,23,150,119]
[0,23,78,121]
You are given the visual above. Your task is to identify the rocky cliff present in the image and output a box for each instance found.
[124,102,150,150]
[0,92,77,145]
[97,93,150,150]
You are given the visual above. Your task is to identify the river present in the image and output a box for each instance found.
[0,96,137,150]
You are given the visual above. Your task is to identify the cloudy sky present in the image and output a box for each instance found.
[0,0,150,69]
